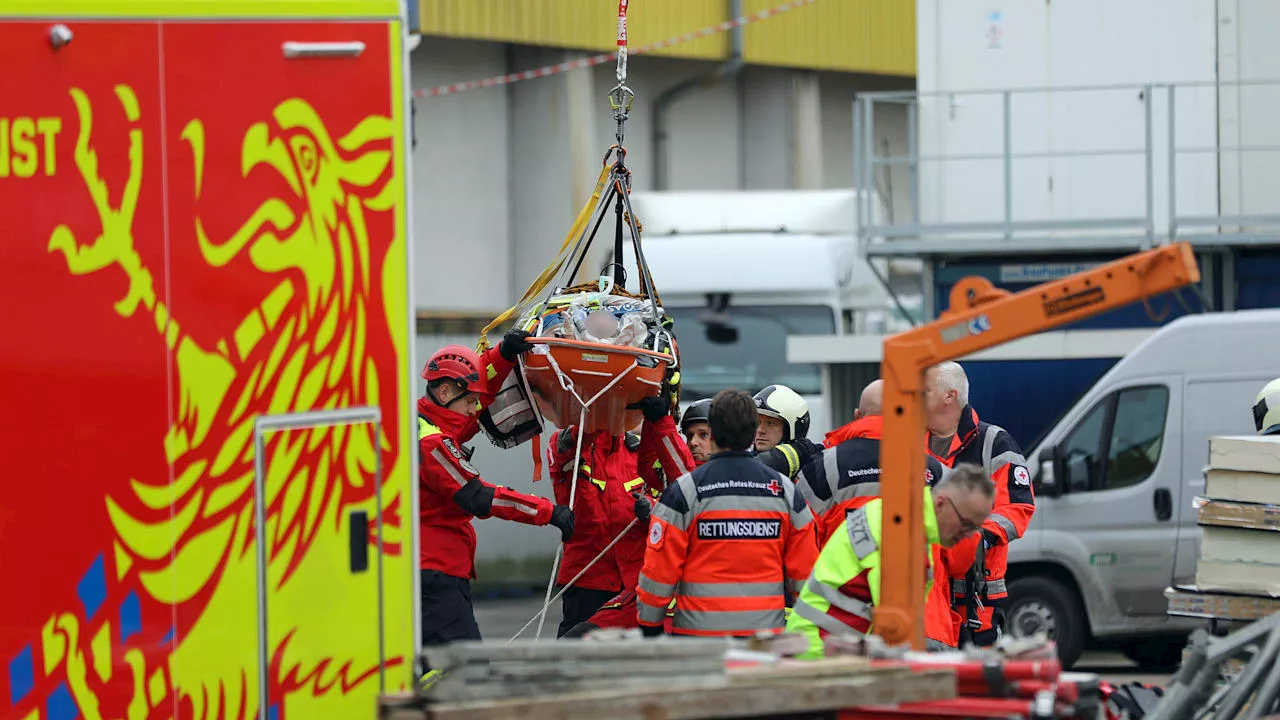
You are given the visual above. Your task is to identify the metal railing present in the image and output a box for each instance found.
[854,80,1280,256]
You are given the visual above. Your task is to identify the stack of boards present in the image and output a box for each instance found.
[385,638,957,720]
[1168,435,1280,621]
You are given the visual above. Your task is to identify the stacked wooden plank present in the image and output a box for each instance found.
[420,638,730,702]
[382,640,957,720]
[1195,435,1280,596]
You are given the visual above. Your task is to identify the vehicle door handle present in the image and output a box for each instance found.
[349,510,370,573]
[282,41,366,58]
[1153,488,1173,521]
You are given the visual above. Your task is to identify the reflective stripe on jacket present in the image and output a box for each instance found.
[636,451,819,637]
[417,347,553,578]
[785,487,941,659]
[795,415,946,544]
[927,406,1033,641]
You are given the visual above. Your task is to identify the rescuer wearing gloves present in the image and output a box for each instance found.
[418,331,575,646]
[560,394,695,638]
[637,389,819,638]
[785,464,995,659]
[1254,377,1280,436]
[923,361,1033,648]
[546,391,694,637]
[753,384,826,480]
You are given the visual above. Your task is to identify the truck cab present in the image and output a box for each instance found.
[617,189,903,439]
[1007,309,1280,669]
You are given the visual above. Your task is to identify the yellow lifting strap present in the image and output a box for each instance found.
[477,164,613,352]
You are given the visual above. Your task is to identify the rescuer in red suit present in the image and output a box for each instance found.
[418,331,575,646]
[546,393,694,638]
[557,395,697,638]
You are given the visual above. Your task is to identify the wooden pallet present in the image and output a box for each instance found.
[1166,584,1280,621]
[382,662,956,720]
[421,638,732,703]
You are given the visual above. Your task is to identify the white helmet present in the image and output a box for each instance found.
[753,385,811,442]
[1254,377,1280,436]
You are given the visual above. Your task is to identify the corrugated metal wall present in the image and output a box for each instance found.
[416,0,916,76]
[417,0,728,60]
[741,0,915,75]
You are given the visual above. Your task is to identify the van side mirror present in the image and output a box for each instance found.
[1063,451,1093,493]
[1036,448,1063,498]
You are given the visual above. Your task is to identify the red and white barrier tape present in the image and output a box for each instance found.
[415,0,820,99]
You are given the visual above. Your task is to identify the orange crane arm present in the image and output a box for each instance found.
[874,241,1201,650]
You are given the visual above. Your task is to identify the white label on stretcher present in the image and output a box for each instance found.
[580,353,609,363]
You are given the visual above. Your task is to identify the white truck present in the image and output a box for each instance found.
[619,188,909,439]
[459,188,907,589]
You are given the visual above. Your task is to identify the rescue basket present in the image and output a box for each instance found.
[476,81,679,442]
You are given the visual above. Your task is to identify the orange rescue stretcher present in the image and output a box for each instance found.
[475,97,677,444]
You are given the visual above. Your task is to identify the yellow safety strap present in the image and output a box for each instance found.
[419,669,444,690]
[623,477,645,492]
[478,164,612,352]
[778,444,801,478]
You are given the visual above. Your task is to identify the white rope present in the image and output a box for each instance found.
[510,518,640,643]
[529,348,643,642]
[534,405,588,642]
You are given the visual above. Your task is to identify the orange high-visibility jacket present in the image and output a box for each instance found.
[636,450,819,637]
[928,406,1034,645]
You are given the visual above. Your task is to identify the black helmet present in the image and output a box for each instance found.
[679,398,713,434]
[753,384,811,443]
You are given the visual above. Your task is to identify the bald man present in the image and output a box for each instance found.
[794,379,944,543]
[795,378,954,650]
[823,380,883,447]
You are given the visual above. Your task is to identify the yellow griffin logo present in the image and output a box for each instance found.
[41,84,409,720]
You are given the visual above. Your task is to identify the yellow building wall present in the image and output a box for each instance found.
[416,0,915,77]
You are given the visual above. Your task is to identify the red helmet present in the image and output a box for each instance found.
[422,345,487,395]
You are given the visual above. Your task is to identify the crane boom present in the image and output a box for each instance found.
[874,241,1201,649]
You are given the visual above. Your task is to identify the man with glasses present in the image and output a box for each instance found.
[923,361,1033,648]
[785,464,995,659]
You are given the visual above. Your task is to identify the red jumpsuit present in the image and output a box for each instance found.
[418,348,554,580]
[559,414,695,635]
[547,414,693,591]
[547,409,696,632]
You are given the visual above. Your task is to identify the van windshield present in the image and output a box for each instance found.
[666,305,836,399]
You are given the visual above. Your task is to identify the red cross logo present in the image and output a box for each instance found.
[766,479,781,496]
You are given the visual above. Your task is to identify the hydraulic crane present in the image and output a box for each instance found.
[874,241,1202,650]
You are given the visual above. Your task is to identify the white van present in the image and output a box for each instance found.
[1008,309,1280,669]
[618,189,907,439]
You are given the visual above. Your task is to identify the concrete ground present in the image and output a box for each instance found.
[472,596,1175,688]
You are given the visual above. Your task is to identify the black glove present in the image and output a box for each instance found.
[628,395,669,424]
[556,427,578,455]
[549,504,575,542]
[633,492,652,522]
[641,623,666,638]
[499,329,534,362]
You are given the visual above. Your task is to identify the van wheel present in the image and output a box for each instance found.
[1005,576,1087,668]
[1120,637,1186,672]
